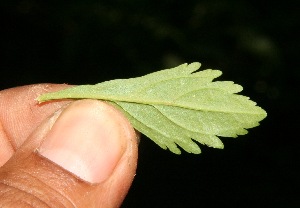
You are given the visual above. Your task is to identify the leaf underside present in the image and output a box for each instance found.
[38,62,267,154]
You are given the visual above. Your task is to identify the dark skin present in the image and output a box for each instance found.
[0,84,139,207]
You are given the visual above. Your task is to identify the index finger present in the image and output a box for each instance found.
[0,84,71,165]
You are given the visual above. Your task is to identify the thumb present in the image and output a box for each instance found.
[0,100,139,208]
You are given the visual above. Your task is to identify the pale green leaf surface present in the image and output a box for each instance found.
[37,62,267,154]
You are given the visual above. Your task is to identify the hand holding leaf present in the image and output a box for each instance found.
[38,62,267,154]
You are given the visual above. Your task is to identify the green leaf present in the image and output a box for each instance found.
[37,62,267,154]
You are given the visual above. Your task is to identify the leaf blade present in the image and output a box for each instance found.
[38,62,267,154]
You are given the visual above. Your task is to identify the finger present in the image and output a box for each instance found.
[0,99,139,207]
[0,84,71,165]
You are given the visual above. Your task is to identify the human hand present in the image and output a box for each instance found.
[0,84,139,207]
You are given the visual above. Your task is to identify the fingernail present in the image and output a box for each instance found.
[38,100,131,183]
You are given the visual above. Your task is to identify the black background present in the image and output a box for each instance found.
[0,0,299,207]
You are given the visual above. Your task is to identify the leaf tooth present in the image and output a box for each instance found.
[189,133,224,149]
[166,143,182,154]
[217,128,249,137]
[139,62,201,80]
[173,137,201,154]
[192,69,222,79]
[209,81,243,93]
